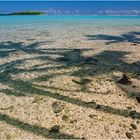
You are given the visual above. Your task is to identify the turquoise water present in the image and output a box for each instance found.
[1,15,140,28]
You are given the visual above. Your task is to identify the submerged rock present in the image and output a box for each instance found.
[49,125,60,133]
[72,78,91,85]
[85,101,96,106]
[117,74,132,85]
[0,105,14,112]
[129,110,137,119]
[62,115,69,121]
[95,104,101,109]
[52,101,65,113]
[126,132,133,139]
[89,114,97,118]
[70,119,77,124]
[131,123,137,129]
[129,110,136,115]
[136,94,140,104]
[131,43,138,46]
[127,106,132,110]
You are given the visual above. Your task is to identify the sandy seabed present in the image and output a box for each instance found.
[0,22,140,139]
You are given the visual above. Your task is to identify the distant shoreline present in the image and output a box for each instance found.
[0,14,140,16]
[0,11,44,16]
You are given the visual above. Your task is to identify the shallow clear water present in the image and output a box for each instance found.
[0,15,140,43]
[1,15,140,28]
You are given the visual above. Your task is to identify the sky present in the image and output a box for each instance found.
[0,1,140,15]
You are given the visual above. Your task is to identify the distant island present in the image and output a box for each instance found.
[0,11,44,16]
